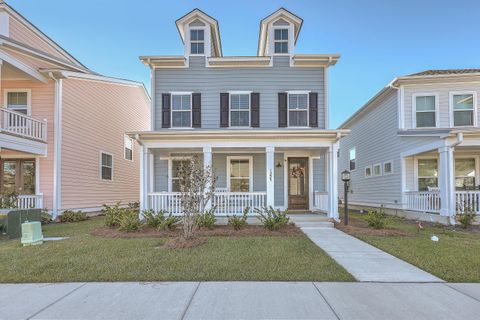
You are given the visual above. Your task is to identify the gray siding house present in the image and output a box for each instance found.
[338,70,480,223]
[132,8,347,217]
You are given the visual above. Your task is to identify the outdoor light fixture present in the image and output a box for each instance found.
[276,161,282,168]
[341,169,351,225]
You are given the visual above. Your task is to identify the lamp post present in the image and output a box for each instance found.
[341,170,351,225]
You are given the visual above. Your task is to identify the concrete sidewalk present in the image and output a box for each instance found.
[291,216,442,282]
[1,282,480,320]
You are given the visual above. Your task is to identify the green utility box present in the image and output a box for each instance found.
[3,209,42,239]
[21,221,43,246]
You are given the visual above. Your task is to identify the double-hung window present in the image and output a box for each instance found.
[230,93,250,127]
[288,93,308,127]
[171,159,190,192]
[124,135,133,161]
[6,90,29,115]
[452,93,475,126]
[228,157,252,192]
[455,158,476,189]
[349,148,356,171]
[415,95,436,127]
[418,159,438,191]
[274,28,289,54]
[101,152,113,181]
[190,29,204,54]
[171,94,192,128]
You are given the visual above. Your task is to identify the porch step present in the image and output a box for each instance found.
[293,221,334,229]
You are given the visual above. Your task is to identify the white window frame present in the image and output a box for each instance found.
[169,157,192,192]
[454,156,477,190]
[229,91,252,128]
[189,27,206,56]
[412,93,439,128]
[383,160,393,175]
[287,91,310,128]
[273,26,290,55]
[100,151,113,181]
[365,165,372,178]
[226,156,253,193]
[373,163,382,177]
[449,91,477,127]
[170,92,193,129]
[4,89,32,116]
[415,157,438,191]
[349,147,356,172]
[124,135,133,161]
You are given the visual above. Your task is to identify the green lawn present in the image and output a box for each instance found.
[0,217,354,282]
[341,212,480,282]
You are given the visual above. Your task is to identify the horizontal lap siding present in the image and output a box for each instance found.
[153,158,168,192]
[274,153,284,206]
[1,80,55,209]
[154,56,326,130]
[313,155,326,192]
[60,79,150,209]
[338,90,439,206]
[213,153,266,192]
[404,83,480,129]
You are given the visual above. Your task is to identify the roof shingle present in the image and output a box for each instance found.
[409,69,480,76]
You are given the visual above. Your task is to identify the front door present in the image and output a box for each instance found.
[0,159,36,195]
[288,157,309,210]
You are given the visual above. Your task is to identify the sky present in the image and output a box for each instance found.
[8,0,480,128]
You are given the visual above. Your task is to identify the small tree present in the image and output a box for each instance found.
[177,155,217,240]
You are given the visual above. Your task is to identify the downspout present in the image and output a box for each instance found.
[49,72,62,218]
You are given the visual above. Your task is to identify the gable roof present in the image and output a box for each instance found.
[175,8,222,57]
[0,1,89,71]
[257,8,303,56]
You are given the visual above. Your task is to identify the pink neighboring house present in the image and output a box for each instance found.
[0,1,150,217]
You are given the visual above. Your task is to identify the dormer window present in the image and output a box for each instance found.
[190,29,205,55]
[274,28,289,54]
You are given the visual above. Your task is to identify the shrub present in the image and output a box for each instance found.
[128,201,140,212]
[59,210,88,223]
[142,209,166,228]
[0,191,18,209]
[228,207,249,230]
[159,214,181,230]
[456,200,476,229]
[255,206,289,231]
[196,207,217,229]
[41,209,52,225]
[118,210,142,232]
[102,202,124,227]
[365,206,387,229]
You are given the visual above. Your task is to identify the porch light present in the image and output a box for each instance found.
[341,170,351,182]
[276,161,282,168]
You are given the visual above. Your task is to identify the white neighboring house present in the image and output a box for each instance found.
[130,8,348,218]
[338,69,480,224]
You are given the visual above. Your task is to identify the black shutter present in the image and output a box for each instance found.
[192,93,201,128]
[309,92,318,127]
[278,92,288,127]
[162,93,171,128]
[220,93,229,127]
[250,93,260,127]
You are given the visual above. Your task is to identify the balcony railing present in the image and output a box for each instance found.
[0,108,47,142]
[147,192,267,215]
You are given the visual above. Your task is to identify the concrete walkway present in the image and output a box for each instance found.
[290,215,442,282]
[1,282,480,320]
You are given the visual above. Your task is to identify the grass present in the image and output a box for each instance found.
[341,211,480,282]
[0,217,354,282]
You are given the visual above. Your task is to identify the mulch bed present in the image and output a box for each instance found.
[335,217,409,237]
[91,223,303,238]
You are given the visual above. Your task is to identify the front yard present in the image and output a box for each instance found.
[0,217,354,283]
[337,211,480,282]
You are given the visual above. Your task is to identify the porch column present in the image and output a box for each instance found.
[139,146,150,213]
[266,146,275,207]
[328,142,339,220]
[203,146,213,210]
[438,146,455,220]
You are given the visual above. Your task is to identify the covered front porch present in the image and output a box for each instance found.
[401,132,480,218]
[134,130,346,218]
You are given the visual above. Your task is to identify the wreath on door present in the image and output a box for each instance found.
[290,166,305,178]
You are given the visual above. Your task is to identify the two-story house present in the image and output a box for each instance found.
[132,8,347,218]
[338,69,480,224]
[0,1,150,217]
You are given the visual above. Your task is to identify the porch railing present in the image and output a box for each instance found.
[0,108,47,142]
[404,191,441,213]
[313,191,329,212]
[17,194,43,209]
[455,191,480,215]
[147,192,267,215]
